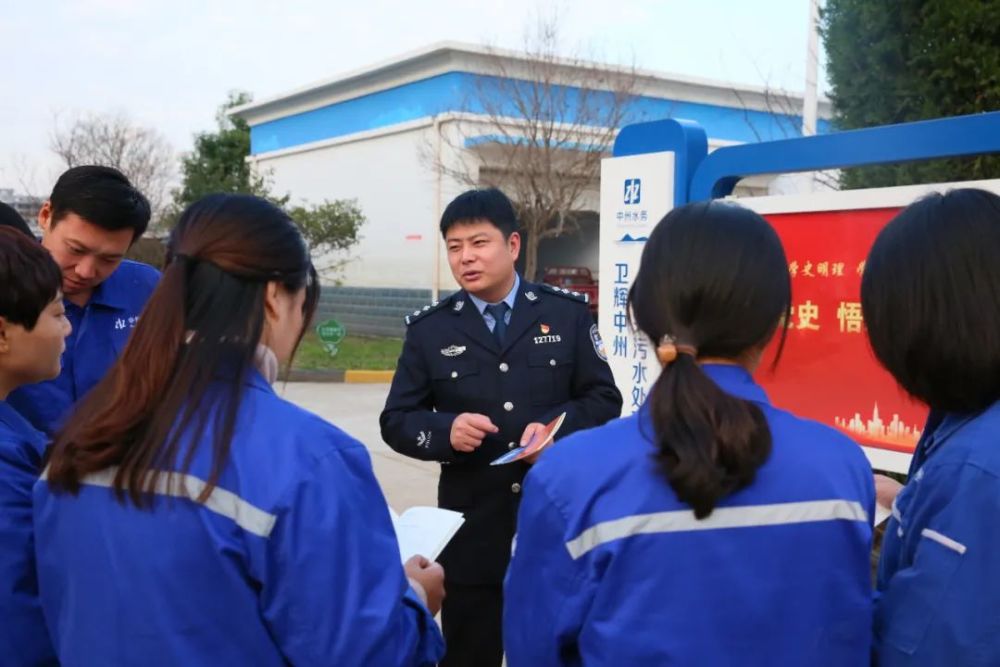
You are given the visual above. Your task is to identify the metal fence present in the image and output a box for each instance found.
[315,286,456,338]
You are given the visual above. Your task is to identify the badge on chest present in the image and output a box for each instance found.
[113,315,140,331]
[533,323,561,345]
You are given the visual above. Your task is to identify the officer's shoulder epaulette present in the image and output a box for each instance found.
[538,283,589,304]
[404,298,451,326]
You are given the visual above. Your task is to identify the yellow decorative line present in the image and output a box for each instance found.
[344,370,395,383]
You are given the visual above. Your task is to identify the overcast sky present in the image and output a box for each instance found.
[1,0,827,194]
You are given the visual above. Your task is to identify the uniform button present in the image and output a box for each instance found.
[503,401,514,412]
[508,441,517,450]
[499,362,509,372]
[511,483,522,493]
[549,358,556,366]
[450,371,458,379]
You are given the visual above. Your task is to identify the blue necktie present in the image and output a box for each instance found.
[485,303,509,346]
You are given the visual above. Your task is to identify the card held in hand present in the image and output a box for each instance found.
[490,412,566,466]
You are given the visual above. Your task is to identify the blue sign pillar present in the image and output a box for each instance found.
[612,118,708,208]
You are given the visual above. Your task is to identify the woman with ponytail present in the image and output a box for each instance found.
[34,194,445,666]
[504,201,874,666]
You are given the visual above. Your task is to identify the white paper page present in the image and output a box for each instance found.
[389,506,465,563]
[874,503,892,526]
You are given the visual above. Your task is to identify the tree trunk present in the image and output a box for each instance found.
[523,230,539,282]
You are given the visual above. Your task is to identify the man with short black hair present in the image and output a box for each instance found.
[381,187,622,666]
[9,166,159,434]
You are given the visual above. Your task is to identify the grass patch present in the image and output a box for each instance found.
[293,332,403,371]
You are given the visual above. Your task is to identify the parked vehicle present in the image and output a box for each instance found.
[541,266,598,318]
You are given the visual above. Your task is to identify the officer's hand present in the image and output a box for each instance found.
[874,473,904,509]
[450,413,498,452]
[404,555,446,615]
[520,422,547,464]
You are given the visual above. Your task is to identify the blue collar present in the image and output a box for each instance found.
[77,261,133,311]
[467,273,520,315]
[637,363,770,422]
[244,367,275,393]
[0,399,42,438]
[914,408,981,466]
[700,363,771,405]
[210,365,276,394]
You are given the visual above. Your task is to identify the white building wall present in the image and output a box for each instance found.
[250,115,639,291]
[254,124,463,292]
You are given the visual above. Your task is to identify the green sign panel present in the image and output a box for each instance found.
[316,318,346,357]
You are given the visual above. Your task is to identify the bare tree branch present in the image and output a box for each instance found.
[9,153,45,199]
[50,110,175,222]
[423,15,639,280]
[729,67,841,194]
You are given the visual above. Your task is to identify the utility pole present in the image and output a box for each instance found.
[800,0,821,191]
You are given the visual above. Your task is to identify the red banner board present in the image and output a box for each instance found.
[754,207,928,461]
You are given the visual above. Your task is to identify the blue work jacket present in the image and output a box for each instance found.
[876,401,1000,665]
[33,371,444,666]
[504,364,875,666]
[0,400,57,666]
[9,259,159,434]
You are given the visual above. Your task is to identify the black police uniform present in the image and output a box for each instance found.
[380,278,623,667]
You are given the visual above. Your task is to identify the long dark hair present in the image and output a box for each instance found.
[46,194,319,505]
[862,188,1000,413]
[629,201,791,518]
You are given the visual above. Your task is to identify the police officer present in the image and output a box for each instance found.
[9,166,158,434]
[380,187,622,667]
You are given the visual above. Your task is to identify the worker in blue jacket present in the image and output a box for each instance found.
[9,166,159,435]
[504,201,875,666]
[0,227,71,666]
[35,194,445,666]
[862,188,1000,666]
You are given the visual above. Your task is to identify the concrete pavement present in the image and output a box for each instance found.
[277,381,439,512]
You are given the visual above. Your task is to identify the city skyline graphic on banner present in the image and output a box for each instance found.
[833,402,922,449]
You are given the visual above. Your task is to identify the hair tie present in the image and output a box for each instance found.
[656,335,698,366]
